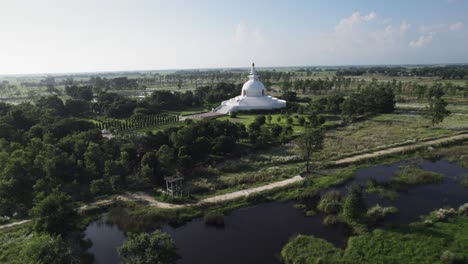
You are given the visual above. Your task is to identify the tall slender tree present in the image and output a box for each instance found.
[298,128,324,173]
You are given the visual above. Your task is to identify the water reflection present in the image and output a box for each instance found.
[85,159,468,264]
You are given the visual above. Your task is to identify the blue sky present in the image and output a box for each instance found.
[0,0,467,74]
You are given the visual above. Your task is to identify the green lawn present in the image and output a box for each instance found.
[218,113,310,134]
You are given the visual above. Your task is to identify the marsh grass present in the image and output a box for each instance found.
[323,215,340,226]
[365,179,399,201]
[366,204,398,224]
[317,190,342,214]
[425,142,468,168]
[393,166,443,186]
[203,210,225,227]
[282,212,468,264]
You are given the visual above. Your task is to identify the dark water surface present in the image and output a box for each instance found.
[84,159,468,264]
[84,218,125,264]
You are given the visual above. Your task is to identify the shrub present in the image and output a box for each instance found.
[204,211,225,227]
[19,234,71,264]
[323,215,339,226]
[440,250,456,264]
[434,208,456,222]
[305,210,316,217]
[90,179,108,195]
[118,230,179,264]
[458,203,468,216]
[293,204,307,210]
[366,204,398,224]
[365,185,399,201]
[393,167,443,186]
[281,235,343,264]
[342,185,366,222]
[317,190,341,214]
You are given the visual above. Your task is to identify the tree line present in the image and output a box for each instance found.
[336,65,468,79]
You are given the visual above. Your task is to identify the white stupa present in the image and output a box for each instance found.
[215,63,287,114]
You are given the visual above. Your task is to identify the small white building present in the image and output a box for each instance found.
[215,63,286,114]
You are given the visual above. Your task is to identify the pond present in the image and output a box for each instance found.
[84,159,468,264]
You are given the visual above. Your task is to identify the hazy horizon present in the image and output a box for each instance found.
[1,0,468,75]
[3,62,468,77]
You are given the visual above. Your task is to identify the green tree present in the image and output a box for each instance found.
[19,234,71,264]
[31,191,78,237]
[340,97,359,123]
[157,145,175,169]
[118,230,179,264]
[342,185,366,222]
[426,98,450,126]
[298,128,324,173]
[298,116,306,126]
[253,115,266,126]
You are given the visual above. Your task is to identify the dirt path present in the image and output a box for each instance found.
[0,220,31,230]
[2,133,467,230]
[334,133,468,165]
[115,175,303,209]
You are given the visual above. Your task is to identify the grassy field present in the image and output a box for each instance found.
[319,113,466,161]
[398,101,468,115]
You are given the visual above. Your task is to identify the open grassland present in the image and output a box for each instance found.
[397,100,468,115]
[319,113,467,161]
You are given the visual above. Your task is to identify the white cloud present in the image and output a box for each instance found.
[334,11,377,32]
[449,22,464,31]
[400,20,411,32]
[419,24,445,33]
[383,20,411,40]
[233,23,264,46]
[234,23,246,43]
[409,33,434,48]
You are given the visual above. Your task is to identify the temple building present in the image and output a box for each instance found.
[215,63,286,114]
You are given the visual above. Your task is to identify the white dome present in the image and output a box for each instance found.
[242,79,265,97]
[241,63,265,97]
[214,63,286,114]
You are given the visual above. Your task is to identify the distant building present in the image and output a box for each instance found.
[214,63,286,114]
